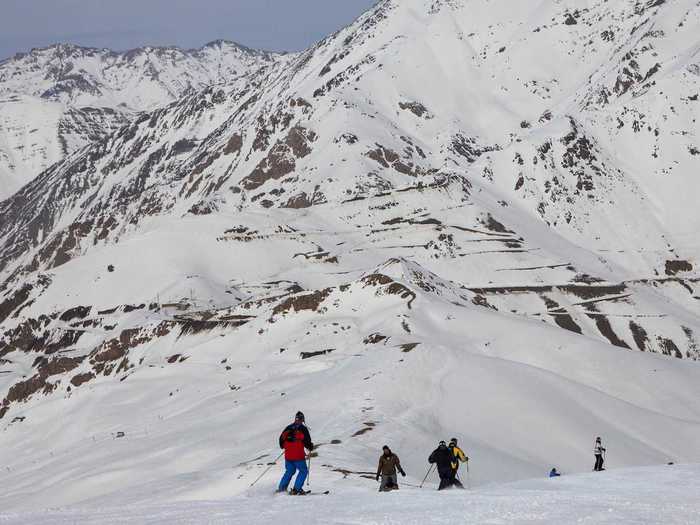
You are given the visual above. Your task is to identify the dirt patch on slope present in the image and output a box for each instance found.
[273,289,332,316]
[665,260,693,276]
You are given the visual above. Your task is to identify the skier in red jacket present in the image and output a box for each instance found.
[277,411,314,495]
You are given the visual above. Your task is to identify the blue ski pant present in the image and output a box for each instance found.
[278,459,308,491]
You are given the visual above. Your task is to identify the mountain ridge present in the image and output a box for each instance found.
[0,39,285,66]
[0,39,287,199]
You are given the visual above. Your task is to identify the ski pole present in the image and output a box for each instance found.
[420,464,435,488]
[466,461,471,489]
[307,454,311,488]
[250,451,284,487]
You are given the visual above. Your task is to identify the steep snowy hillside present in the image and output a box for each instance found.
[0,93,130,199]
[0,41,285,199]
[1,0,699,512]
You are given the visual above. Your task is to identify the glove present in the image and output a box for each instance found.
[400,470,406,477]
[308,443,314,451]
[375,474,380,481]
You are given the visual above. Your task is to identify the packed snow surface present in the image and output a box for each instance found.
[0,464,698,524]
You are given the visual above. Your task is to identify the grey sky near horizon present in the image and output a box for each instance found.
[0,1,378,61]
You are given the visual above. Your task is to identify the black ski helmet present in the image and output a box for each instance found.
[439,440,447,446]
[596,436,601,442]
[450,437,458,445]
[295,411,305,422]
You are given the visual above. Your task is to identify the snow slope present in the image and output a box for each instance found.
[1,465,699,524]
[1,255,699,510]
[0,93,130,199]
[0,0,699,514]
[0,94,65,197]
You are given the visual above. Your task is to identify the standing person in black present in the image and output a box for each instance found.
[593,436,606,472]
[428,440,455,490]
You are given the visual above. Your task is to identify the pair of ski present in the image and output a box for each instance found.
[277,489,330,496]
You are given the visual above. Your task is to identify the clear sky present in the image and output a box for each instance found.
[0,0,378,60]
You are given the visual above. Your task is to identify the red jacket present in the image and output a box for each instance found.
[279,423,313,461]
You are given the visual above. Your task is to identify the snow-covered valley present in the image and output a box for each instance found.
[0,0,699,520]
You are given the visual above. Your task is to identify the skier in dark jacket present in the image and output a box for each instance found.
[429,440,455,490]
[593,437,606,472]
[376,445,406,492]
[277,411,314,495]
[448,438,468,489]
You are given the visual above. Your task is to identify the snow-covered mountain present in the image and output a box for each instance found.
[0,41,284,199]
[0,41,282,108]
[1,0,699,513]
